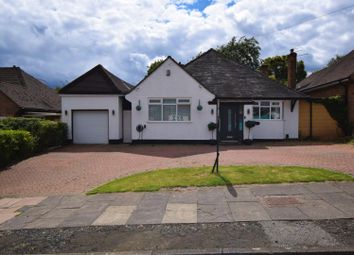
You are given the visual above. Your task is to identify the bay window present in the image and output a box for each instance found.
[253,101,281,120]
[148,98,191,121]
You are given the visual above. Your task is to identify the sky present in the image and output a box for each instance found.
[0,0,354,87]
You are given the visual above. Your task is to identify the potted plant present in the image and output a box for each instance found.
[208,122,217,140]
[244,120,260,145]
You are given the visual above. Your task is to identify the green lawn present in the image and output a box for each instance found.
[87,165,354,194]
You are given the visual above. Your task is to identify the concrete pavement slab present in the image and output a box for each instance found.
[250,184,310,197]
[0,198,21,208]
[333,182,354,196]
[93,206,136,225]
[0,214,39,230]
[264,206,309,220]
[126,193,169,224]
[229,201,271,221]
[304,182,343,194]
[223,187,257,202]
[41,208,77,219]
[162,203,197,224]
[197,203,233,223]
[57,195,88,208]
[318,192,354,204]
[24,217,66,229]
[168,190,197,204]
[197,188,226,205]
[59,203,108,227]
[0,213,17,225]
[110,192,143,206]
[296,199,349,219]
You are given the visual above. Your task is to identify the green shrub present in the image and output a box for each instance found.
[0,118,67,151]
[0,130,35,167]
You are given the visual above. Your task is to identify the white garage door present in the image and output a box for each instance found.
[73,111,109,144]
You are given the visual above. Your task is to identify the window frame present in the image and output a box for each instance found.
[252,100,282,120]
[148,97,192,122]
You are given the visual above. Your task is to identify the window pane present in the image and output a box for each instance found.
[177,105,190,121]
[271,107,281,119]
[163,98,176,104]
[178,99,190,103]
[149,105,161,121]
[253,107,259,119]
[260,107,270,119]
[260,101,270,106]
[271,102,280,106]
[163,105,176,121]
[149,99,161,103]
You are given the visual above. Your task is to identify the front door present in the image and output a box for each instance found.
[220,103,244,141]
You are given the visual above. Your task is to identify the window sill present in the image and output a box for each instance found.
[251,119,284,121]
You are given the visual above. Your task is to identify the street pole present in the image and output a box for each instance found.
[212,99,220,174]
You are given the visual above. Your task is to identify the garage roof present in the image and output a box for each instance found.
[60,64,133,95]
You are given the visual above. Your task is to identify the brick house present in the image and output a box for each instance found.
[0,66,60,119]
[296,50,354,137]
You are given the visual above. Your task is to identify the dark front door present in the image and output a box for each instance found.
[220,103,244,141]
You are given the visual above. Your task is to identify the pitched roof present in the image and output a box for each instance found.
[60,64,133,94]
[0,67,60,112]
[183,49,307,99]
[297,49,354,92]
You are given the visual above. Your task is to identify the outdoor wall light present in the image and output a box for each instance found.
[197,100,203,111]
[247,109,250,115]
[211,109,214,115]
[112,110,115,115]
[64,110,68,116]
[166,69,171,76]
[136,100,142,111]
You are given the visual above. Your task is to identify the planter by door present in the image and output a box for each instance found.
[72,110,109,144]
[220,103,243,141]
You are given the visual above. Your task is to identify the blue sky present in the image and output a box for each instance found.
[0,0,354,87]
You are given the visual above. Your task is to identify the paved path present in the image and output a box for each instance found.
[0,142,354,197]
[1,182,353,230]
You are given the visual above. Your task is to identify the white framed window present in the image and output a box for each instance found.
[252,101,282,120]
[148,98,191,121]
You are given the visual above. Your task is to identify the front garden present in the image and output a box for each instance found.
[0,118,67,168]
[88,165,354,194]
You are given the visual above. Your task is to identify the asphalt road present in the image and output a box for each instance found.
[0,219,354,254]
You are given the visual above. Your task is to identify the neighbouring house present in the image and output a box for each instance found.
[59,64,133,144]
[60,49,308,144]
[0,66,60,119]
[296,49,354,138]
[125,49,308,143]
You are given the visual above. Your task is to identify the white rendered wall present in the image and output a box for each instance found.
[243,100,299,140]
[125,58,216,141]
[60,95,122,140]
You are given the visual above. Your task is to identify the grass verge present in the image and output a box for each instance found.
[87,165,354,194]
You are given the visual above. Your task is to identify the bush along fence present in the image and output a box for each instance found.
[318,96,353,136]
[0,118,67,168]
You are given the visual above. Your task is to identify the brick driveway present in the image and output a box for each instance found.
[0,142,353,197]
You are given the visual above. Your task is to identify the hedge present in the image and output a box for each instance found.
[0,130,35,167]
[0,117,67,152]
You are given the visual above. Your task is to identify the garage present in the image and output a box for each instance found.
[72,110,109,144]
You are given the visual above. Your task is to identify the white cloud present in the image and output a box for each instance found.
[0,0,353,86]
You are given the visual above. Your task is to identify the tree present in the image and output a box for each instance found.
[327,54,343,67]
[262,55,307,85]
[147,59,164,76]
[216,36,261,70]
[54,86,62,93]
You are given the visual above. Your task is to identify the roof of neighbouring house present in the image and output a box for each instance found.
[297,49,354,92]
[0,66,60,112]
[60,64,133,94]
[183,49,307,99]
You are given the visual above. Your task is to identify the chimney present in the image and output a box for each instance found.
[287,49,297,89]
[260,64,270,76]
